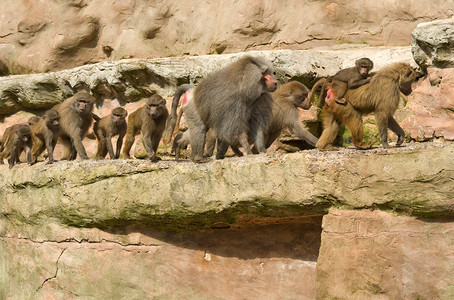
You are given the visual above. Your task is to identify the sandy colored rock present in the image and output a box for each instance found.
[0,1,451,73]
[412,18,454,71]
[0,142,453,298]
[398,67,454,140]
[317,209,454,299]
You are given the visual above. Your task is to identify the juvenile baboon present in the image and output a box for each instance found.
[93,107,128,159]
[171,128,241,160]
[53,91,96,160]
[171,131,189,161]
[322,58,374,105]
[316,62,417,150]
[164,56,277,162]
[0,116,41,156]
[0,124,20,153]
[30,109,61,165]
[0,124,32,168]
[122,95,168,161]
[264,81,322,148]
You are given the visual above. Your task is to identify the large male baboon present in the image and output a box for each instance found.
[316,62,417,150]
[163,55,277,162]
[122,95,168,161]
[53,92,96,160]
[172,80,323,158]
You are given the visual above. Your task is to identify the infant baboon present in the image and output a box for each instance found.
[325,58,374,105]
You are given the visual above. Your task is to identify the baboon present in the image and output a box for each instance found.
[167,83,267,159]
[0,124,32,168]
[1,125,20,153]
[171,131,189,161]
[93,107,128,159]
[323,58,374,105]
[122,95,168,161]
[0,115,39,151]
[163,56,277,162]
[175,81,324,157]
[28,116,41,126]
[264,81,322,149]
[316,62,417,150]
[53,91,96,160]
[171,128,243,160]
[30,109,61,165]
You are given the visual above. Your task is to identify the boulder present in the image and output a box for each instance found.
[412,18,454,71]
[398,67,454,141]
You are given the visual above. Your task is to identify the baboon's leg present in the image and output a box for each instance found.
[388,116,405,146]
[316,110,341,151]
[345,116,374,149]
[375,114,390,149]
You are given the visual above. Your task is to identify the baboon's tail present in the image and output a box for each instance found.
[162,84,195,144]
[307,78,327,109]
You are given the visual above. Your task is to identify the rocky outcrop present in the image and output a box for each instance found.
[0,0,452,73]
[0,47,414,115]
[399,67,454,140]
[412,18,454,71]
[400,18,454,141]
[0,142,453,298]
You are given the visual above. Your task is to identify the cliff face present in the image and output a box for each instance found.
[0,0,452,73]
[0,6,454,299]
[1,142,453,299]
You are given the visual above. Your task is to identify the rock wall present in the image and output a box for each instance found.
[1,8,454,299]
[0,0,453,73]
[1,142,453,298]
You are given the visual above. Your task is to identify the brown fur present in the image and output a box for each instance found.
[122,95,168,161]
[94,107,128,159]
[264,81,322,148]
[53,91,96,160]
[0,124,32,168]
[327,58,374,105]
[30,109,61,165]
[316,62,417,150]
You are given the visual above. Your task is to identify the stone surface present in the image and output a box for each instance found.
[412,18,454,71]
[0,47,415,115]
[1,142,452,229]
[0,142,453,298]
[317,209,454,299]
[0,1,451,73]
[398,67,454,140]
[1,217,322,299]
